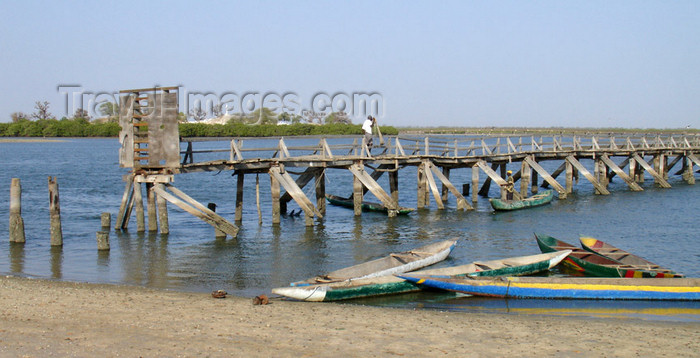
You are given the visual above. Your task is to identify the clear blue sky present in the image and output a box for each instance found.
[1,1,698,128]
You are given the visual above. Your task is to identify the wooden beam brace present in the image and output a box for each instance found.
[600,155,643,191]
[152,184,239,237]
[348,163,398,215]
[427,162,472,210]
[269,167,323,219]
[524,156,566,196]
[476,160,522,200]
[631,154,672,188]
[565,156,610,195]
[280,167,320,205]
[423,161,444,210]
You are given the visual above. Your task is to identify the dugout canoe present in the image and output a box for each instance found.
[325,194,414,215]
[396,276,700,301]
[535,233,683,278]
[288,239,457,287]
[272,251,570,301]
[579,237,683,277]
[489,190,554,211]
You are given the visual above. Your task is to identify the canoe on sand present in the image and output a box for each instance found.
[272,251,570,301]
[289,239,457,287]
[579,236,682,277]
[397,275,700,301]
[535,233,683,278]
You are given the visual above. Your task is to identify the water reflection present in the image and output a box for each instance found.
[115,230,170,288]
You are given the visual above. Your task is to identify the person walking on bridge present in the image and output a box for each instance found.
[362,115,376,149]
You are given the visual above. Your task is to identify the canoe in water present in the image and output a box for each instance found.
[326,194,414,215]
[489,190,554,211]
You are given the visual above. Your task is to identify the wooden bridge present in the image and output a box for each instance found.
[113,87,700,238]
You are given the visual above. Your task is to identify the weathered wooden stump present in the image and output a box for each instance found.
[9,178,25,243]
[48,176,63,246]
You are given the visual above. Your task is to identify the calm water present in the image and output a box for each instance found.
[1,138,698,321]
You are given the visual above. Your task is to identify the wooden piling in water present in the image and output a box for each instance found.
[48,176,63,246]
[133,182,145,232]
[155,183,169,234]
[471,165,479,203]
[101,212,111,229]
[9,178,25,243]
[315,169,326,216]
[96,231,110,250]
[147,183,158,232]
[270,170,281,225]
[235,173,244,222]
[353,174,363,216]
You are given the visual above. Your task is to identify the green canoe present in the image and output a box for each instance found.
[489,190,554,211]
[271,251,570,302]
[326,194,414,215]
[535,233,684,278]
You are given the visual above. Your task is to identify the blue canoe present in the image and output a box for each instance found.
[397,275,700,301]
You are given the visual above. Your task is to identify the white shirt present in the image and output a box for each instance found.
[362,119,374,134]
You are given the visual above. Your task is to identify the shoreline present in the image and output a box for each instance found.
[0,276,698,357]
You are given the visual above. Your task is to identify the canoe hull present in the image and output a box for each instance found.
[579,237,683,277]
[273,251,570,301]
[398,276,700,301]
[535,233,682,278]
[326,194,414,215]
[489,190,554,211]
[290,239,457,286]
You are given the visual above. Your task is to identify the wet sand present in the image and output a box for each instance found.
[0,276,698,357]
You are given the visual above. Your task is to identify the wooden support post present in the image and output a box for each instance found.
[417,162,427,209]
[101,212,111,229]
[235,173,244,222]
[146,183,158,232]
[520,160,530,198]
[256,174,262,224]
[96,231,110,251]
[133,182,145,232]
[440,167,450,202]
[565,156,610,195]
[632,154,671,188]
[685,156,696,184]
[565,160,573,194]
[115,175,134,230]
[316,169,326,216]
[389,170,399,204]
[48,176,63,246]
[9,178,25,243]
[471,165,479,203]
[270,171,281,225]
[531,170,539,194]
[629,156,637,182]
[600,155,643,191]
[353,175,363,216]
[155,183,169,234]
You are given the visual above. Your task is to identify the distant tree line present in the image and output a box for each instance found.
[1,101,397,138]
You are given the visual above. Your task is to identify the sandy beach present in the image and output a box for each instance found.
[0,276,697,357]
